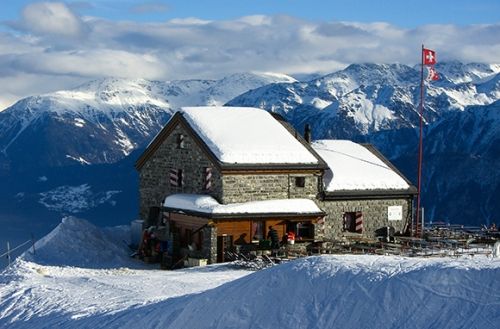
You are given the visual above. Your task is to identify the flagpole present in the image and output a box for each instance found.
[416,44,425,238]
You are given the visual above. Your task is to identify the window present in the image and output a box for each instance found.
[295,177,305,188]
[252,221,264,241]
[343,212,363,233]
[176,134,185,149]
[296,222,314,239]
[169,168,183,187]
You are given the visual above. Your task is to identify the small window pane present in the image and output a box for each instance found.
[177,134,185,149]
[295,177,305,188]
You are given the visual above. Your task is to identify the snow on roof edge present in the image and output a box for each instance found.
[163,194,323,215]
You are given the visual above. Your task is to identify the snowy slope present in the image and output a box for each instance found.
[0,73,296,169]
[0,218,499,329]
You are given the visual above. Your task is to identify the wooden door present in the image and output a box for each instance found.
[217,235,233,262]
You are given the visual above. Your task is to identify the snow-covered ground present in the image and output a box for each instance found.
[1,217,499,329]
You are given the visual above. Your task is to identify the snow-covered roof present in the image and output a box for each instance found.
[164,194,323,215]
[311,140,411,191]
[180,106,318,164]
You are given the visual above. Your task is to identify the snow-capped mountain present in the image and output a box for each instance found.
[227,62,500,225]
[0,73,296,171]
[421,100,500,225]
[0,63,498,245]
[0,73,297,250]
[227,63,500,139]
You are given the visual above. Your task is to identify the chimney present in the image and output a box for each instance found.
[304,124,311,143]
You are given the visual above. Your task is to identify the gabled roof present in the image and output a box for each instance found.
[311,140,417,197]
[181,106,319,164]
[136,106,326,171]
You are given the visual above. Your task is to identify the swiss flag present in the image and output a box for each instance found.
[427,66,439,81]
[423,48,437,65]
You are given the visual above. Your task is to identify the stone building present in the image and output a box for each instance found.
[135,106,416,264]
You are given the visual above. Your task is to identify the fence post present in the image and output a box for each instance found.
[6,242,11,266]
[421,207,425,234]
[31,233,36,255]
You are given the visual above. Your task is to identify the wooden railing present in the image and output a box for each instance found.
[1,235,36,266]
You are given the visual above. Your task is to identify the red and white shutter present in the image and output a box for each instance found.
[169,168,179,187]
[355,212,363,233]
[204,167,212,191]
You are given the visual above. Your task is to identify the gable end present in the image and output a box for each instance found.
[135,112,222,171]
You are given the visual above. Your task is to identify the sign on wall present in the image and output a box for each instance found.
[388,206,403,221]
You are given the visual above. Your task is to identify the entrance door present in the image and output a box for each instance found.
[217,235,233,262]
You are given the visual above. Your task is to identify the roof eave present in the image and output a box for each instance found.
[322,187,417,200]
[164,207,326,219]
[219,162,327,172]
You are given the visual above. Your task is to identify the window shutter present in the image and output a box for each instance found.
[355,212,363,233]
[204,167,212,190]
[169,168,179,187]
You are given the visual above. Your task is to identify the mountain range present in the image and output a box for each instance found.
[0,63,499,251]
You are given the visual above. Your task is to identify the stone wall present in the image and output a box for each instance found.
[138,124,222,220]
[317,198,413,239]
[203,226,218,264]
[221,173,319,203]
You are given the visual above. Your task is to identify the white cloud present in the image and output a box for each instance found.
[19,2,88,37]
[0,7,499,110]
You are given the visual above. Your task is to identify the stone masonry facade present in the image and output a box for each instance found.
[138,124,222,220]
[138,121,414,241]
[221,174,319,204]
[317,198,412,239]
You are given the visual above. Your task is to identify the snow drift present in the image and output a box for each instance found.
[1,218,499,329]
[22,216,140,269]
[101,255,500,329]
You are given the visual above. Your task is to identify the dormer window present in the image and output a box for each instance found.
[176,134,185,149]
[295,177,305,188]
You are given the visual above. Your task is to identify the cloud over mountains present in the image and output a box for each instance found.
[0,1,499,110]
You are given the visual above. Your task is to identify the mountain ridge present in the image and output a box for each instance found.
[0,62,498,245]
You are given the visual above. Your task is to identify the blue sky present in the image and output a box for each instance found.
[0,1,499,109]
[2,0,499,26]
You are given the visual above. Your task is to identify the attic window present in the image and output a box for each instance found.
[176,134,185,149]
[295,177,305,188]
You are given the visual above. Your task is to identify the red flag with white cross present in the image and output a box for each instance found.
[423,48,436,65]
[427,66,439,81]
